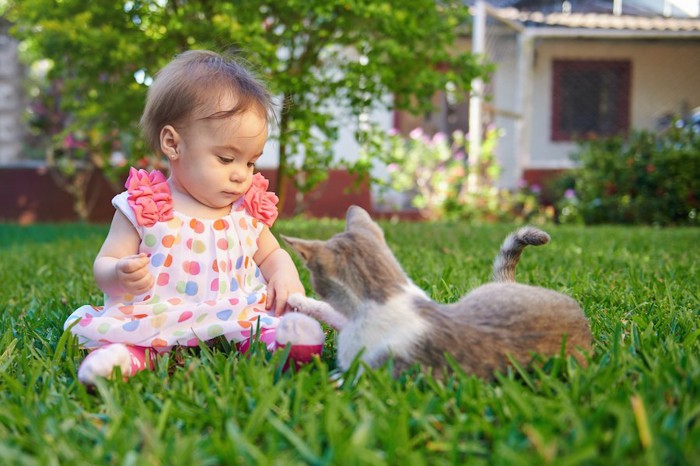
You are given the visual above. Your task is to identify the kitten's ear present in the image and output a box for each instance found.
[345,205,384,242]
[280,235,322,262]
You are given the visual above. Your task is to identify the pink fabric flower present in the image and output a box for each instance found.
[125,167,174,227]
[244,173,279,228]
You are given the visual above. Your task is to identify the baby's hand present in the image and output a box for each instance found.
[265,275,305,317]
[116,253,154,296]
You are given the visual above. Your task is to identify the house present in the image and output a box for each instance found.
[396,0,700,192]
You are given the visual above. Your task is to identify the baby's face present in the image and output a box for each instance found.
[171,104,268,212]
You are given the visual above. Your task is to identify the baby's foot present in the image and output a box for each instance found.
[276,312,325,346]
[77,344,151,385]
[276,313,325,368]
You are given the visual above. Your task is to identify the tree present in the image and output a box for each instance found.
[6,0,486,213]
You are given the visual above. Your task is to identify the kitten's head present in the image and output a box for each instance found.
[282,206,408,314]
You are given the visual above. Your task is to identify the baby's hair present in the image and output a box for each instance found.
[140,50,274,154]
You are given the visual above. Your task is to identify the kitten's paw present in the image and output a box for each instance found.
[77,343,132,385]
[287,292,308,311]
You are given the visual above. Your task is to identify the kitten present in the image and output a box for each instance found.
[283,206,592,379]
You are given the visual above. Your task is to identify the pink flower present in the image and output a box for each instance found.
[432,132,447,145]
[125,167,173,227]
[63,133,87,149]
[244,173,279,227]
[409,127,424,140]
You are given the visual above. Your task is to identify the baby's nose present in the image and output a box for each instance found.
[230,165,248,182]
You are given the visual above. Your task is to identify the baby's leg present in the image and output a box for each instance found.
[287,293,348,330]
[77,344,156,385]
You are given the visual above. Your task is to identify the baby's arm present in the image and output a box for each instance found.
[94,210,154,297]
[254,227,305,316]
[287,293,348,330]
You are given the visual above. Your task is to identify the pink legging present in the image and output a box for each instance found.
[85,328,322,379]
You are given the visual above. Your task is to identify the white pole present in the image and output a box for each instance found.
[613,0,622,16]
[0,35,22,164]
[468,0,486,193]
[515,31,534,189]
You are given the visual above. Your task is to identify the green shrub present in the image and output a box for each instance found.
[365,126,551,223]
[558,125,699,226]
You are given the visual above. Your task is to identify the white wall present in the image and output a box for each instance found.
[489,33,521,188]
[527,38,700,169]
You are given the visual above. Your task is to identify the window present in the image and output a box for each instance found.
[551,60,631,141]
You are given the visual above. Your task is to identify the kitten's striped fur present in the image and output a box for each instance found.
[284,206,592,379]
[493,226,550,282]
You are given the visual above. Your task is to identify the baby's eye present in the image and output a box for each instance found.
[217,156,233,164]
[247,161,256,169]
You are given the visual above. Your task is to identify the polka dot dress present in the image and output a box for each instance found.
[65,190,278,350]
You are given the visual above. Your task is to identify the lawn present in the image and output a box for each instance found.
[1,219,698,465]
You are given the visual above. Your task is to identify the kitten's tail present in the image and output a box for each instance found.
[492,226,550,282]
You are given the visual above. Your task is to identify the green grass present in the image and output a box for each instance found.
[1,220,698,465]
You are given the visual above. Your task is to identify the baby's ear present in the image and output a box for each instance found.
[345,205,384,242]
[280,235,323,262]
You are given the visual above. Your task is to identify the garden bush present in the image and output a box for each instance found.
[556,125,699,226]
[365,127,550,223]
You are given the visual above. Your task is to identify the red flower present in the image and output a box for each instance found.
[125,167,174,227]
[244,173,279,227]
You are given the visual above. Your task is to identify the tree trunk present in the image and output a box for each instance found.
[275,94,293,214]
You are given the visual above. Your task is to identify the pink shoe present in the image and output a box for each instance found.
[236,314,325,370]
[77,344,155,385]
[275,313,325,370]
[275,342,324,370]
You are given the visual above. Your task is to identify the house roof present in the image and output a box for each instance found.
[495,8,700,32]
[483,0,698,18]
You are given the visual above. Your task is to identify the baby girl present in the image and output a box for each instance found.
[64,50,324,384]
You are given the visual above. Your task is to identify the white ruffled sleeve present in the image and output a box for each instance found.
[112,191,144,238]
